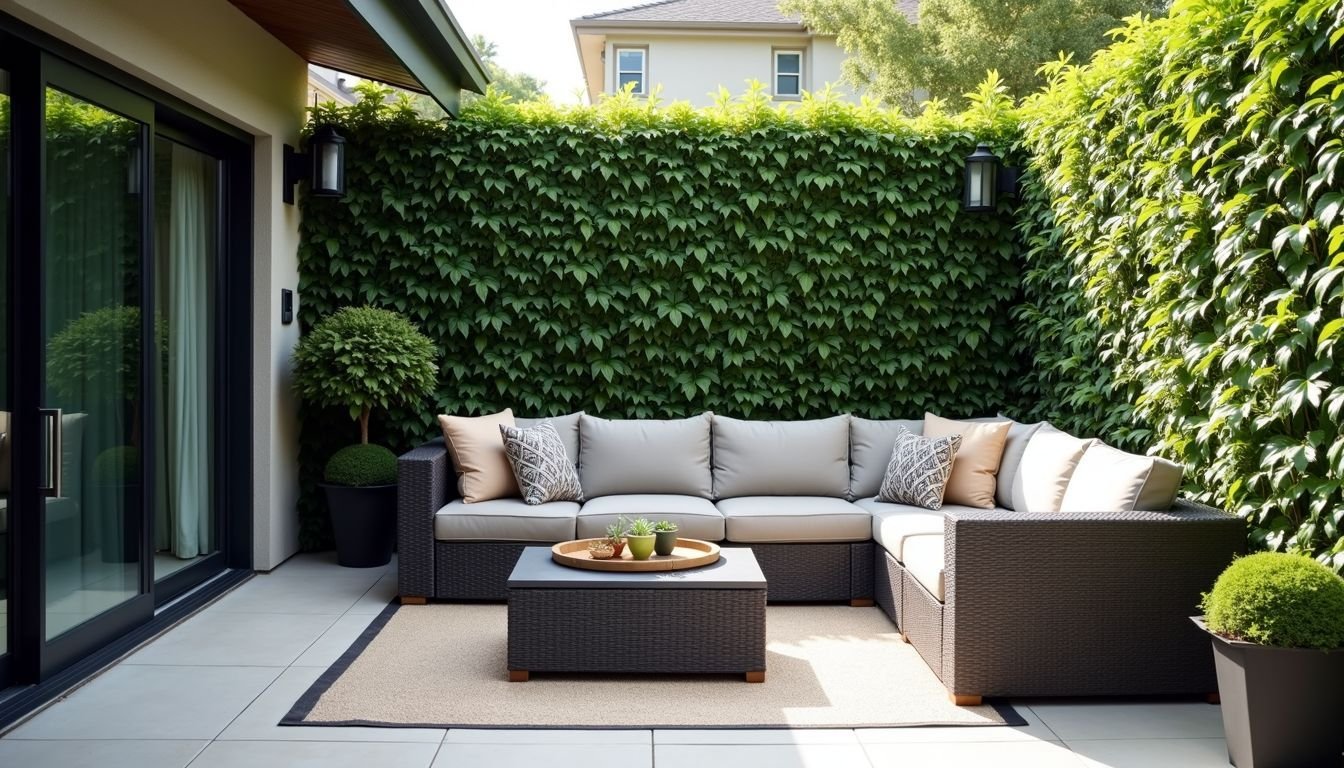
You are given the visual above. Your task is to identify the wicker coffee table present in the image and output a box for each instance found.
[506,546,767,682]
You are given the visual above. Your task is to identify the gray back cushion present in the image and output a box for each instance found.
[578,413,713,498]
[712,415,851,498]
[995,418,1043,508]
[515,412,583,466]
[849,417,923,500]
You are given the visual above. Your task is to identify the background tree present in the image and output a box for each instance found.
[782,0,1165,111]
[464,34,545,105]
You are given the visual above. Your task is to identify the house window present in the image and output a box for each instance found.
[774,50,803,98]
[615,48,646,95]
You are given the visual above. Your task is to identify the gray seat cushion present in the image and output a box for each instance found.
[718,496,871,543]
[854,497,951,561]
[712,415,851,499]
[514,412,583,466]
[434,498,578,542]
[577,494,724,541]
[849,417,923,500]
[902,533,946,601]
[579,413,713,498]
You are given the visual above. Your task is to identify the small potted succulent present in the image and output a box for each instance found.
[604,516,629,558]
[292,306,437,567]
[625,517,657,561]
[1194,552,1344,768]
[653,520,679,556]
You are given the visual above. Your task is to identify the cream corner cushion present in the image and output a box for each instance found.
[438,409,519,503]
[922,413,1010,509]
[1010,423,1095,512]
[1059,443,1184,512]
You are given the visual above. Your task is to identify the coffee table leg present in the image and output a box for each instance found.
[745,671,765,683]
[508,670,529,682]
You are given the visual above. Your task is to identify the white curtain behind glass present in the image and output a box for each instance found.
[156,142,212,559]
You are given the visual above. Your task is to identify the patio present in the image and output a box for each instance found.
[0,555,1231,767]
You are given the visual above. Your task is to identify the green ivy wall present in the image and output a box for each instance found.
[1015,0,1344,569]
[296,91,1025,548]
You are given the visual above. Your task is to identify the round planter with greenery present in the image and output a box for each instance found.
[293,306,437,567]
[625,517,656,561]
[1195,552,1344,768]
[653,520,679,557]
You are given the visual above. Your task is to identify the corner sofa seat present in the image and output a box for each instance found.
[433,498,579,542]
[717,497,870,543]
[853,497,953,560]
[576,494,724,541]
[898,533,945,601]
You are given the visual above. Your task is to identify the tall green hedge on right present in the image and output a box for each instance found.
[1017,0,1344,569]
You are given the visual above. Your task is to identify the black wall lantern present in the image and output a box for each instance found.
[962,143,1019,212]
[283,124,346,205]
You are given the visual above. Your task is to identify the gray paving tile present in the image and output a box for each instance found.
[1028,701,1224,741]
[855,703,1059,744]
[7,665,280,740]
[218,666,444,743]
[125,611,339,667]
[348,573,399,614]
[654,729,859,744]
[655,743,873,768]
[290,612,379,668]
[433,742,652,767]
[0,739,207,768]
[443,728,651,744]
[864,739,1084,767]
[189,739,438,768]
[207,572,381,614]
[1068,738,1232,767]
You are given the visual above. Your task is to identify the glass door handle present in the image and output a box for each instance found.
[39,408,62,498]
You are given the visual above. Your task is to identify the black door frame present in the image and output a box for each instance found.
[0,12,254,694]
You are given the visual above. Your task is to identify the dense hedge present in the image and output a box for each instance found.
[1016,0,1344,569]
[296,86,1025,548]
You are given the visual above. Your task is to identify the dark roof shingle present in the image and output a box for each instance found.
[579,0,801,25]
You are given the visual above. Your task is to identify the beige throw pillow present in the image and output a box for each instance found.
[923,413,1010,508]
[438,409,519,503]
[1010,424,1096,512]
[1059,443,1183,512]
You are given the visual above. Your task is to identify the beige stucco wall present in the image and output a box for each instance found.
[601,34,853,106]
[1,0,306,569]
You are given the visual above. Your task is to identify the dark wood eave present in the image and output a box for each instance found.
[228,0,488,114]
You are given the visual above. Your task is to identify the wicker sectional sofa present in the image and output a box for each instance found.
[397,412,1245,702]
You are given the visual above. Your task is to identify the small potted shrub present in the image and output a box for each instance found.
[292,307,437,567]
[653,520,679,556]
[604,516,629,558]
[625,517,656,561]
[1195,552,1344,768]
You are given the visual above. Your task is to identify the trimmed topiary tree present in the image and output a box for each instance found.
[1201,552,1344,650]
[323,443,397,487]
[291,306,437,448]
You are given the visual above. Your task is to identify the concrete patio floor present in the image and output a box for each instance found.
[0,553,1233,767]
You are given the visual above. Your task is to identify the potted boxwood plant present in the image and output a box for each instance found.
[1194,552,1344,768]
[625,517,657,561]
[653,520,679,556]
[292,306,437,567]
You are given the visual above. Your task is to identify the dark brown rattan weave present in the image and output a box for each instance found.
[396,441,450,599]
[936,500,1244,697]
[434,542,528,600]
[901,567,944,678]
[747,542,853,601]
[873,547,903,627]
[849,541,875,599]
[507,587,767,675]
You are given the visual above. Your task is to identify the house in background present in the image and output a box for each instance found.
[0,0,485,728]
[571,0,916,106]
[307,64,358,107]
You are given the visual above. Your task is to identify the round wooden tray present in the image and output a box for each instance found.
[551,537,721,572]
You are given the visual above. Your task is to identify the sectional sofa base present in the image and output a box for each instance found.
[423,540,875,603]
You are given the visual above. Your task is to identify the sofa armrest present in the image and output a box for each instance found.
[938,499,1245,696]
[397,439,453,598]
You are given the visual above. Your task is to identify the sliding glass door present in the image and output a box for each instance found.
[1,64,12,682]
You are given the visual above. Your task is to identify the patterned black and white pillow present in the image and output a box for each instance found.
[878,426,962,510]
[500,422,584,505]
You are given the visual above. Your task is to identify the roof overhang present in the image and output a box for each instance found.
[229,0,489,115]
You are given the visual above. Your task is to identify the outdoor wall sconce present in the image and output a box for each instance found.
[283,124,346,205]
[962,144,1019,212]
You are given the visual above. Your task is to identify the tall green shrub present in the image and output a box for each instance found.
[295,86,1026,548]
[1016,0,1344,569]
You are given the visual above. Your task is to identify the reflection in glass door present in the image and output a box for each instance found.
[42,86,146,640]
[152,139,218,581]
[1,67,11,662]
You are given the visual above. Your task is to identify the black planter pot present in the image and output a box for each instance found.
[321,483,396,568]
[654,529,679,556]
[1194,618,1344,768]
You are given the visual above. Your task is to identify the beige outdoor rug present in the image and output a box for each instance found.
[283,603,1023,729]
